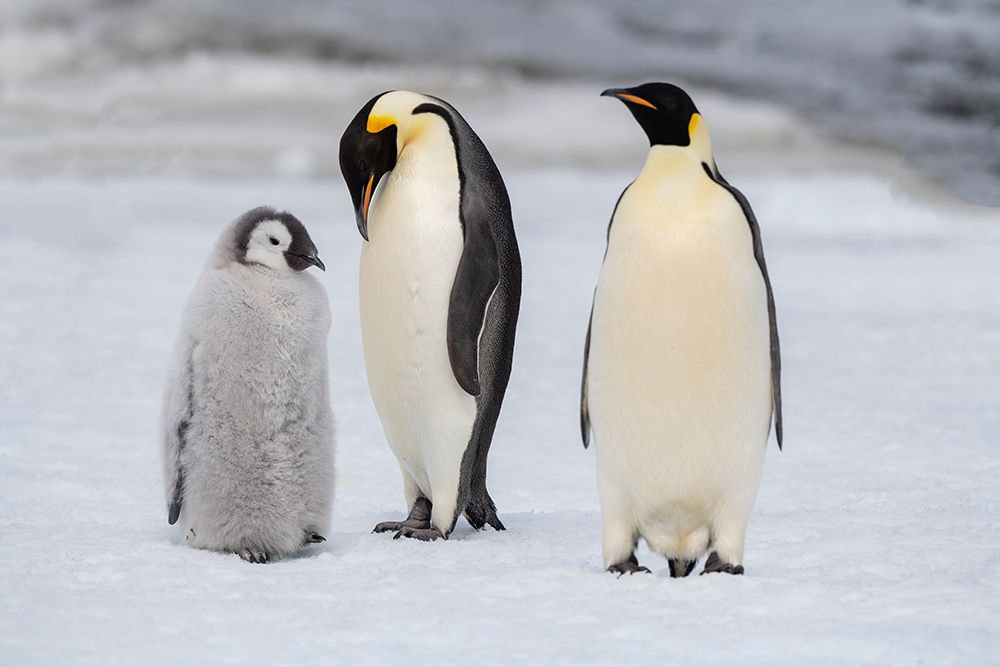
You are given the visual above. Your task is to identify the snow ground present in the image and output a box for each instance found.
[2,97,1000,664]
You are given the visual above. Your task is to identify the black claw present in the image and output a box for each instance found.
[608,553,651,576]
[701,551,744,575]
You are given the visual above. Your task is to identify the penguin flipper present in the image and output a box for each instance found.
[581,185,631,449]
[580,302,595,449]
[703,163,783,449]
[446,196,500,397]
[163,336,196,524]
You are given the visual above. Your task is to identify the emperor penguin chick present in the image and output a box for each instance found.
[339,91,521,540]
[581,83,783,577]
[161,206,333,563]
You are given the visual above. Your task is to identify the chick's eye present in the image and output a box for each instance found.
[269,237,279,246]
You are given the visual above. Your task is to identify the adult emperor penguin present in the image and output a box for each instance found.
[339,91,521,540]
[581,83,783,576]
[161,206,334,563]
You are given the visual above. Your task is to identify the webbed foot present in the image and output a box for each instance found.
[701,551,744,575]
[607,553,651,576]
[373,497,432,534]
[393,526,446,541]
[237,548,270,564]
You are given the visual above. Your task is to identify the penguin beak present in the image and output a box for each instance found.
[295,253,326,271]
[356,174,374,242]
[601,88,657,110]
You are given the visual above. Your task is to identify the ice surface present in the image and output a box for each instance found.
[2,136,999,663]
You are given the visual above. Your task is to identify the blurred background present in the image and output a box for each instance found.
[3,0,1000,202]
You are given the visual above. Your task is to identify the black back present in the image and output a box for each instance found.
[413,98,522,530]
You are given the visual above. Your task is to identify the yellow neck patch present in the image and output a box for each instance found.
[367,114,396,134]
[688,113,700,138]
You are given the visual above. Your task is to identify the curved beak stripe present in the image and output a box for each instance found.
[615,93,656,110]
[362,174,375,223]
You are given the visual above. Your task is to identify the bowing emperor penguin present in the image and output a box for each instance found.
[581,83,783,576]
[339,91,521,540]
[161,207,334,563]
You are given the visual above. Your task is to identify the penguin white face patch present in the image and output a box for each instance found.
[244,220,294,271]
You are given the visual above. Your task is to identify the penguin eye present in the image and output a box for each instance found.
[269,237,279,246]
[359,160,368,172]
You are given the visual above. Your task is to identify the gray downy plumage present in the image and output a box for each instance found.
[160,206,334,562]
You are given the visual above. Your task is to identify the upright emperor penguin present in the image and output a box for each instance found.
[161,206,334,563]
[339,91,521,541]
[581,83,783,577]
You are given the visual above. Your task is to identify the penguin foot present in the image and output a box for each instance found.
[373,518,430,534]
[701,551,744,575]
[607,554,651,576]
[393,526,446,541]
[668,559,697,578]
[237,548,271,564]
[373,497,433,535]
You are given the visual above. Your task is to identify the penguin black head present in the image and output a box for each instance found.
[602,83,701,147]
[339,92,399,242]
[233,206,325,273]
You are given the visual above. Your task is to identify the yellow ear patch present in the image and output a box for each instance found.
[367,114,396,134]
[688,113,701,137]
[616,93,656,110]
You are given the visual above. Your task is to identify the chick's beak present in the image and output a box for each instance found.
[293,253,325,271]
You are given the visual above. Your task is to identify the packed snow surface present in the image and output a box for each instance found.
[3,155,999,664]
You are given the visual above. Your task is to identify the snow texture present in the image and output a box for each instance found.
[3,137,999,664]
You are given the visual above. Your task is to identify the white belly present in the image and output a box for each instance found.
[359,144,476,502]
[589,170,772,552]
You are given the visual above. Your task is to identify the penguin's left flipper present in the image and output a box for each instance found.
[445,203,499,397]
[703,163,783,450]
[701,551,744,576]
